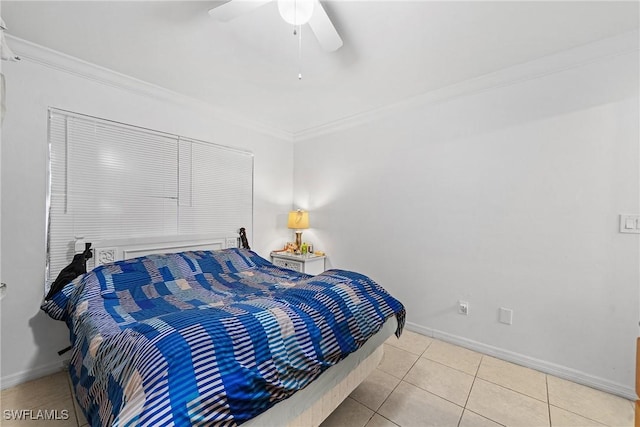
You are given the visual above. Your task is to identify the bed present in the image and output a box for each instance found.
[41,237,405,426]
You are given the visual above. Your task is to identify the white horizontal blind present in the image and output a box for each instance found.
[178,138,253,235]
[46,109,253,291]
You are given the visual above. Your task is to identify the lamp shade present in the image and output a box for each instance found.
[287,210,309,229]
[278,0,314,26]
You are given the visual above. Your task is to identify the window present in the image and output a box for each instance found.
[46,109,253,291]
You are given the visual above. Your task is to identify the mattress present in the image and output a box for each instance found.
[245,316,397,426]
[41,248,405,426]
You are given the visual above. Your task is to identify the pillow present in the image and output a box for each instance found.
[97,253,199,298]
[186,248,258,274]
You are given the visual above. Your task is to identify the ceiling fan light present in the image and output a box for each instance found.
[278,0,314,26]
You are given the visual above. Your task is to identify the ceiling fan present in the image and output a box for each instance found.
[208,0,343,52]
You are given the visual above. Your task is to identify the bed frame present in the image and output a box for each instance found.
[75,233,240,269]
[247,318,395,427]
[69,234,391,426]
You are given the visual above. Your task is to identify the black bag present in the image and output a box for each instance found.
[44,243,92,301]
[239,227,250,250]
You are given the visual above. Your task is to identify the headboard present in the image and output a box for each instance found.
[76,233,241,269]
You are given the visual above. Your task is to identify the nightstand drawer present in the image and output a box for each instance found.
[272,258,303,272]
[270,252,326,275]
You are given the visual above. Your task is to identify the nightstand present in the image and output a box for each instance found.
[270,252,326,275]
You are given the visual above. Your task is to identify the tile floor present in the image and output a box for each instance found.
[0,330,635,427]
[321,331,635,427]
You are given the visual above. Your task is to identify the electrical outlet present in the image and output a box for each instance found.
[499,307,513,325]
[225,238,238,248]
[619,214,640,234]
[458,301,469,315]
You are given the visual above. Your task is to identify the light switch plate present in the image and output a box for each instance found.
[619,214,640,234]
[74,238,86,252]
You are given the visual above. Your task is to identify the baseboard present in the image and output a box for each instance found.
[0,360,67,390]
[3,324,634,402]
[406,321,637,401]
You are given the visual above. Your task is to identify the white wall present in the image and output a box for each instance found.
[293,48,639,397]
[0,51,293,387]
[1,33,638,402]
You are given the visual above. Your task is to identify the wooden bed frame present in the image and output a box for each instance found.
[70,234,391,426]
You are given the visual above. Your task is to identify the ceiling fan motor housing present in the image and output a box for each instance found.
[278,0,314,26]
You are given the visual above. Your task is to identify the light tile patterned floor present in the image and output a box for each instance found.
[0,330,635,426]
[0,370,86,427]
[322,331,635,427]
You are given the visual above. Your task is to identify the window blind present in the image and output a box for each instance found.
[46,109,253,292]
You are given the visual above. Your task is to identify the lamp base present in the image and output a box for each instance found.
[295,231,303,254]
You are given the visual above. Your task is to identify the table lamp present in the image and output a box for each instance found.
[287,210,309,253]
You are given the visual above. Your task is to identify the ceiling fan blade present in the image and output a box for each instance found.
[208,0,272,22]
[308,0,343,52]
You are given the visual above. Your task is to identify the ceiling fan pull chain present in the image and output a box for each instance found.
[298,24,303,80]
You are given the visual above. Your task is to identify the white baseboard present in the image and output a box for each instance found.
[406,321,637,401]
[0,360,67,390]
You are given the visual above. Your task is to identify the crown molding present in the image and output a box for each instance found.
[5,35,294,142]
[294,29,640,142]
[6,30,637,144]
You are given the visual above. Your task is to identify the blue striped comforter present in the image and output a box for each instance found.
[41,249,405,426]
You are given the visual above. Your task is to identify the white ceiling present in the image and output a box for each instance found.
[3,1,639,135]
